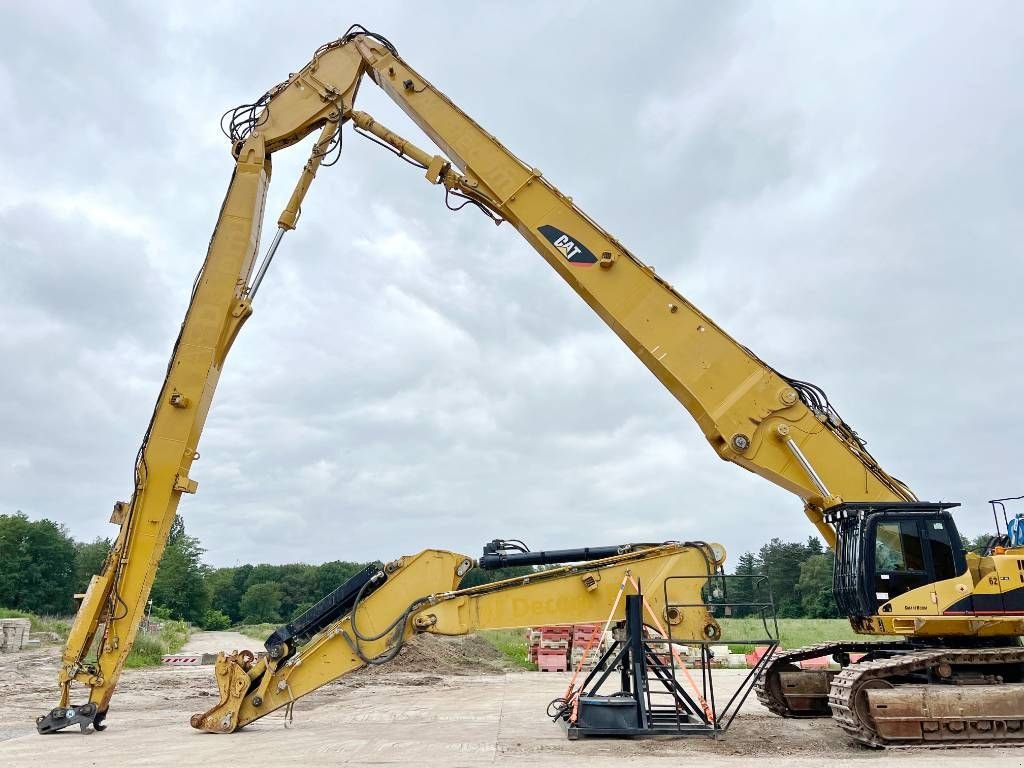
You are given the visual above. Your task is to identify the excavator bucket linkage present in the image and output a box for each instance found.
[190,541,730,734]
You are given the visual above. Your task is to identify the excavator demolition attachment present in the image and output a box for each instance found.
[41,25,1024,748]
[190,542,734,734]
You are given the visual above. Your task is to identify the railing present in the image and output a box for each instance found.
[656,573,779,734]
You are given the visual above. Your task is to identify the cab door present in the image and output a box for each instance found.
[871,519,936,614]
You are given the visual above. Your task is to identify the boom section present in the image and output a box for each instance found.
[45,141,272,727]
[238,31,915,540]
[191,542,723,733]
[346,37,912,535]
[44,28,916,732]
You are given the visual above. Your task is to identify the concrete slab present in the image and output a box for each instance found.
[2,638,1022,767]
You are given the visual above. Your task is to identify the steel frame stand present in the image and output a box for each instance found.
[564,590,775,740]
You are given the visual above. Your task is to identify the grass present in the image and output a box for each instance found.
[125,619,191,668]
[0,608,72,639]
[236,623,277,642]
[479,629,537,670]
[718,618,895,653]
[0,606,190,667]
[476,620,895,661]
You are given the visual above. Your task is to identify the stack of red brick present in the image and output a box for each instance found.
[570,623,604,670]
[527,624,604,672]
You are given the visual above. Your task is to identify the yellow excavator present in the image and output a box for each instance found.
[38,26,1024,747]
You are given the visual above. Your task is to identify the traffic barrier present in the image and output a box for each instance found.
[161,654,204,666]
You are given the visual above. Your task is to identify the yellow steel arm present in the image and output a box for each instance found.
[211,29,918,550]
[41,50,358,732]
[45,26,915,733]
[43,144,270,731]
[334,32,914,539]
[191,542,723,733]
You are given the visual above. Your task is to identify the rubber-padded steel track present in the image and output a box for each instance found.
[828,647,1024,748]
[754,641,911,717]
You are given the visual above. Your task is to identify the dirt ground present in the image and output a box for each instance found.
[1,631,1022,767]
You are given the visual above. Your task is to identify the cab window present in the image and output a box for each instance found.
[875,520,925,572]
[927,520,957,581]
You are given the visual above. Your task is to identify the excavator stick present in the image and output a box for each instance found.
[45,26,1018,748]
[191,542,725,733]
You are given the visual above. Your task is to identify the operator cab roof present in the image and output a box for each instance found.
[823,501,959,525]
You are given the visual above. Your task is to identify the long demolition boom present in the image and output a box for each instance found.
[42,26,914,733]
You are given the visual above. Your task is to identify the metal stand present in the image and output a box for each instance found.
[564,580,777,740]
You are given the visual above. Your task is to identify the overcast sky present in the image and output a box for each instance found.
[2,2,1022,569]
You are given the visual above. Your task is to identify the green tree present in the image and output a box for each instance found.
[74,537,112,593]
[276,563,319,619]
[459,565,536,588]
[805,536,824,557]
[798,552,838,618]
[0,512,77,613]
[206,567,245,623]
[317,561,370,596]
[239,582,284,624]
[728,552,760,617]
[757,537,818,618]
[200,609,232,630]
[962,533,993,555]
[149,515,210,624]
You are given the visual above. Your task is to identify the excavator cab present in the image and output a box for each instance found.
[829,502,965,619]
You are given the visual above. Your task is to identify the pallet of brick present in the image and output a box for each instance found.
[570,643,602,659]
[571,623,601,646]
[538,626,570,650]
[708,644,731,668]
[799,655,829,670]
[526,628,541,663]
[537,647,569,672]
[647,638,670,656]
[570,645,603,670]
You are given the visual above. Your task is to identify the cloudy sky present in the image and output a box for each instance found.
[2,2,1022,569]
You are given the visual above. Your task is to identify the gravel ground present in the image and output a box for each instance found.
[1,632,1022,767]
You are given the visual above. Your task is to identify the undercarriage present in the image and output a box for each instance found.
[756,641,1024,747]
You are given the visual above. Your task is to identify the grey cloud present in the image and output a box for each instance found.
[1,2,1022,569]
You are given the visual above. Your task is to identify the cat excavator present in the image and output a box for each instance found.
[37,26,1024,748]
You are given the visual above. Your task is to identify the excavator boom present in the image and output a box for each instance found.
[42,27,1016,747]
[189,542,725,733]
[38,24,907,734]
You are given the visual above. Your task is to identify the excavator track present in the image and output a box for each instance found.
[828,646,1024,748]
[755,641,912,717]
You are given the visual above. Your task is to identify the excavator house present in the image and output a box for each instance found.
[37,25,1024,749]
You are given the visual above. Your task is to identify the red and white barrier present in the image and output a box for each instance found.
[161,654,203,666]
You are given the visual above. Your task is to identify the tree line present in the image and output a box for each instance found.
[0,511,375,629]
[0,510,995,627]
[726,536,837,618]
[0,511,534,629]
[725,532,994,619]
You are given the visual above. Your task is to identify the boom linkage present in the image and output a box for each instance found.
[44,25,916,734]
[191,542,723,733]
